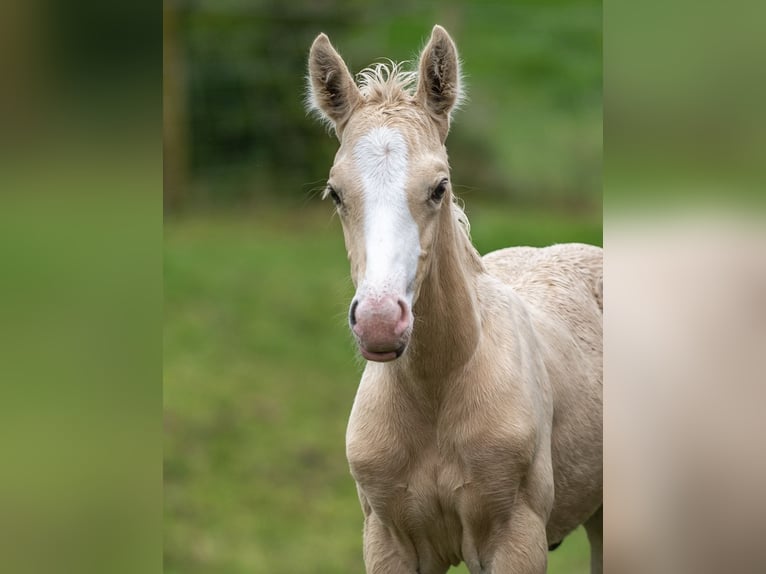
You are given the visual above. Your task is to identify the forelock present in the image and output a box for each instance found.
[357,60,417,106]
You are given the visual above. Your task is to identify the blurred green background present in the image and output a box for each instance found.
[163,0,602,572]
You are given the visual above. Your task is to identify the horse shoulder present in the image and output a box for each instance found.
[468,276,555,445]
[444,321,554,528]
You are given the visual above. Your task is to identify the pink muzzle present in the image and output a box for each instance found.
[350,295,412,362]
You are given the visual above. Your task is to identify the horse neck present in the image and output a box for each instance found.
[402,202,485,380]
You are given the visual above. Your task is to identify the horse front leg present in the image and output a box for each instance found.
[482,500,549,574]
[362,513,420,574]
[476,451,554,574]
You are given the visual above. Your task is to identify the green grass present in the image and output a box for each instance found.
[164,204,600,573]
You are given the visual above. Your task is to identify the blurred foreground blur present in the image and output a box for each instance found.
[606,214,766,574]
[605,0,766,572]
[0,1,161,573]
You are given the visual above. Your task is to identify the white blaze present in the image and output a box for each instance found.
[353,127,420,302]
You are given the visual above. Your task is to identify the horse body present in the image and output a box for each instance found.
[308,25,602,574]
[347,240,602,574]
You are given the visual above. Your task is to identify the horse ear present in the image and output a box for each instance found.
[416,25,463,140]
[307,33,361,137]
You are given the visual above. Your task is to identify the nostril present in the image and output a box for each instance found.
[349,300,358,326]
[394,299,410,336]
[397,299,408,319]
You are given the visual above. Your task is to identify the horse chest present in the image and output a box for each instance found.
[347,363,541,565]
[351,437,468,543]
[347,420,524,546]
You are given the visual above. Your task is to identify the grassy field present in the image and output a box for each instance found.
[164,203,601,573]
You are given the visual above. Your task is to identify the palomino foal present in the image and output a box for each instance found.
[308,26,602,574]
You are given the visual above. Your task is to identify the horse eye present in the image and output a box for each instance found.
[327,186,342,206]
[431,179,448,202]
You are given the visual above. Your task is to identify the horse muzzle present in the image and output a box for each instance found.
[349,295,412,362]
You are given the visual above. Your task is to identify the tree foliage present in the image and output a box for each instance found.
[165,0,602,208]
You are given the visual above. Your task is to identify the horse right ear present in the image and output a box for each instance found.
[416,25,463,141]
[307,34,361,137]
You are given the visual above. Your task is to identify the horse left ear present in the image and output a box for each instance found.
[416,25,463,141]
[308,33,361,138]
